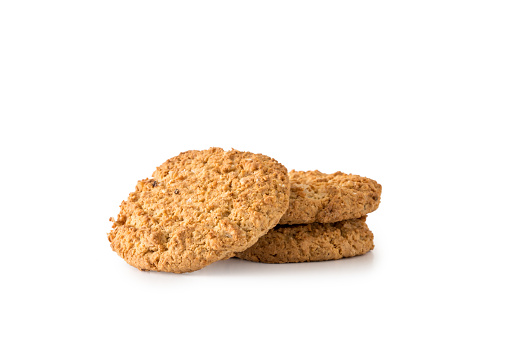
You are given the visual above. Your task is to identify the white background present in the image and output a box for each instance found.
[1,1,508,338]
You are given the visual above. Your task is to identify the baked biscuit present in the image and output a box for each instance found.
[108,147,290,273]
[236,217,373,263]
[279,170,381,225]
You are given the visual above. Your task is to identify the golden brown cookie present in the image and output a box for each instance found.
[279,170,381,225]
[236,217,373,263]
[108,147,290,273]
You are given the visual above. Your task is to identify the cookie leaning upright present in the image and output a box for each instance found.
[108,148,290,273]
[279,170,381,225]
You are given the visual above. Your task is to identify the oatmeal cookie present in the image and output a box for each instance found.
[108,147,290,273]
[236,217,373,263]
[279,170,381,224]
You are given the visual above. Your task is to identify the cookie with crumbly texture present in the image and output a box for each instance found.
[279,170,381,225]
[236,217,373,263]
[108,147,290,273]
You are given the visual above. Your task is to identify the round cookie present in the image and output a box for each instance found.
[236,217,373,263]
[279,170,381,225]
[108,147,290,273]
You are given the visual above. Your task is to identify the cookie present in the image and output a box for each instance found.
[236,217,373,263]
[108,147,290,273]
[279,170,381,225]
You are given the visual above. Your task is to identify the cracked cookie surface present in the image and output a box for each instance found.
[108,147,290,273]
[279,170,381,225]
[236,217,373,263]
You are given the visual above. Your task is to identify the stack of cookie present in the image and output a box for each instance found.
[108,148,381,273]
[236,170,381,263]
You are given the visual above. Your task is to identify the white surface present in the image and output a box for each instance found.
[1,1,508,338]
